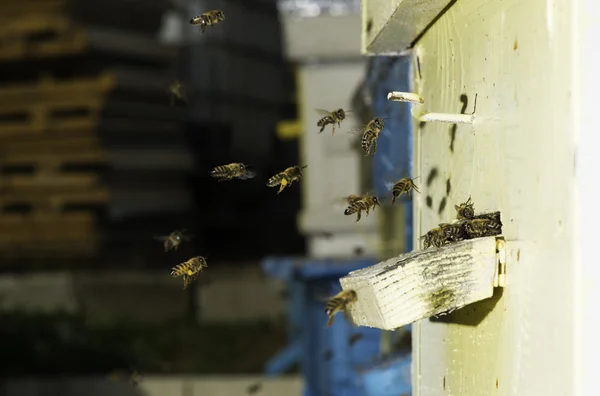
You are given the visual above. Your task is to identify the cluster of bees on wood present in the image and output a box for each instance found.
[324,197,503,328]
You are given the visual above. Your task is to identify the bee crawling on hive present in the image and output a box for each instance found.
[266,165,307,194]
[316,108,351,135]
[419,226,450,249]
[324,289,357,328]
[438,222,468,243]
[347,116,385,156]
[210,162,257,182]
[463,211,503,238]
[344,193,382,222]
[389,176,420,204]
[170,256,208,289]
[190,10,225,33]
[455,196,475,219]
[154,230,192,252]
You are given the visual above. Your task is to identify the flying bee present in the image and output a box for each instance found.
[324,289,357,327]
[210,162,257,182]
[107,368,142,387]
[168,80,187,105]
[347,117,385,156]
[266,165,307,194]
[170,256,208,290]
[419,226,449,249]
[316,108,351,135]
[389,177,420,204]
[455,196,475,219]
[154,229,191,252]
[190,10,225,33]
[463,214,502,239]
[344,194,381,222]
[438,222,467,243]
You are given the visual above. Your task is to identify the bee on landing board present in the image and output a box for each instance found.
[344,194,381,222]
[438,222,467,243]
[266,165,307,194]
[316,108,350,135]
[170,256,208,289]
[389,177,420,204]
[325,290,357,327]
[154,230,191,252]
[463,213,502,238]
[190,10,225,33]
[419,226,449,249]
[347,117,385,156]
[210,162,257,182]
[168,80,187,105]
[455,196,475,220]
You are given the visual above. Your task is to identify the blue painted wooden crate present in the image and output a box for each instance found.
[262,257,382,396]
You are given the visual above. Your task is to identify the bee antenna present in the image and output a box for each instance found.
[412,176,420,180]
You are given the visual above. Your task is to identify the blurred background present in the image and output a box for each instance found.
[0,0,413,395]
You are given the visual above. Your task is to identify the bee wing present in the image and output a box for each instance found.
[345,123,369,136]
[315,108,332,116]
[239,169,257,180]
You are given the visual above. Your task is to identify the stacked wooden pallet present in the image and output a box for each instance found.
[0,0,182,260]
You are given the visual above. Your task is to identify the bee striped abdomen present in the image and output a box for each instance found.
[210,165,231,178]
[266,173,284,187]
[344,201,364,215]
[170,263,190,277]
[317,116,333,127]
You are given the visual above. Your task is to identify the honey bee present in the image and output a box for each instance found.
[266,165,307,194]
[168,80,187,105]
[154,230,191,252]
[344,194,381,222]
[107,368,142,387]
[210,162,257,182]
[190,10,225,33]
[438,222,467,243]
[390,177,420,204]
[455,196,475,219]
[419,226,449,249]
[170,256,208,289]
[316,108,349,135]
[247,382,262,394]
[325,289,357,327]
[463,214,502,239]
[348,117,385,156]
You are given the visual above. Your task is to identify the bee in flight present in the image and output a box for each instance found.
[168,80,187,105]
[455,196,475,219]
[389,177,420,204]
[170,256,208,290]
[316,108,350,135]
[107,368,143,387]
[347,117,385,156]
[266,165,307,194]
[154,230,191,252]
[190,10,225,34]
[325,289,357,327]
[344,194,381,222]
[210,162,257,182]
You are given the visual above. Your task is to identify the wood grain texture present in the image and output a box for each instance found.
[339,236,498,330]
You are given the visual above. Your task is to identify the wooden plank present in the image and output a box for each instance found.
[0,135,101,153]
[0,150,106,166]
[339,236,502,330]
[0,174,103,190]
[0,188,109,209]
[362,0,453,55]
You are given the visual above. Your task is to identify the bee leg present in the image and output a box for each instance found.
[343,309,354,325]
[355,211,361,222]
[331,124,335,136]
[326,316,334,328]
[277,179,288,194]
[319,125,326,133]
[373,141,378,154]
